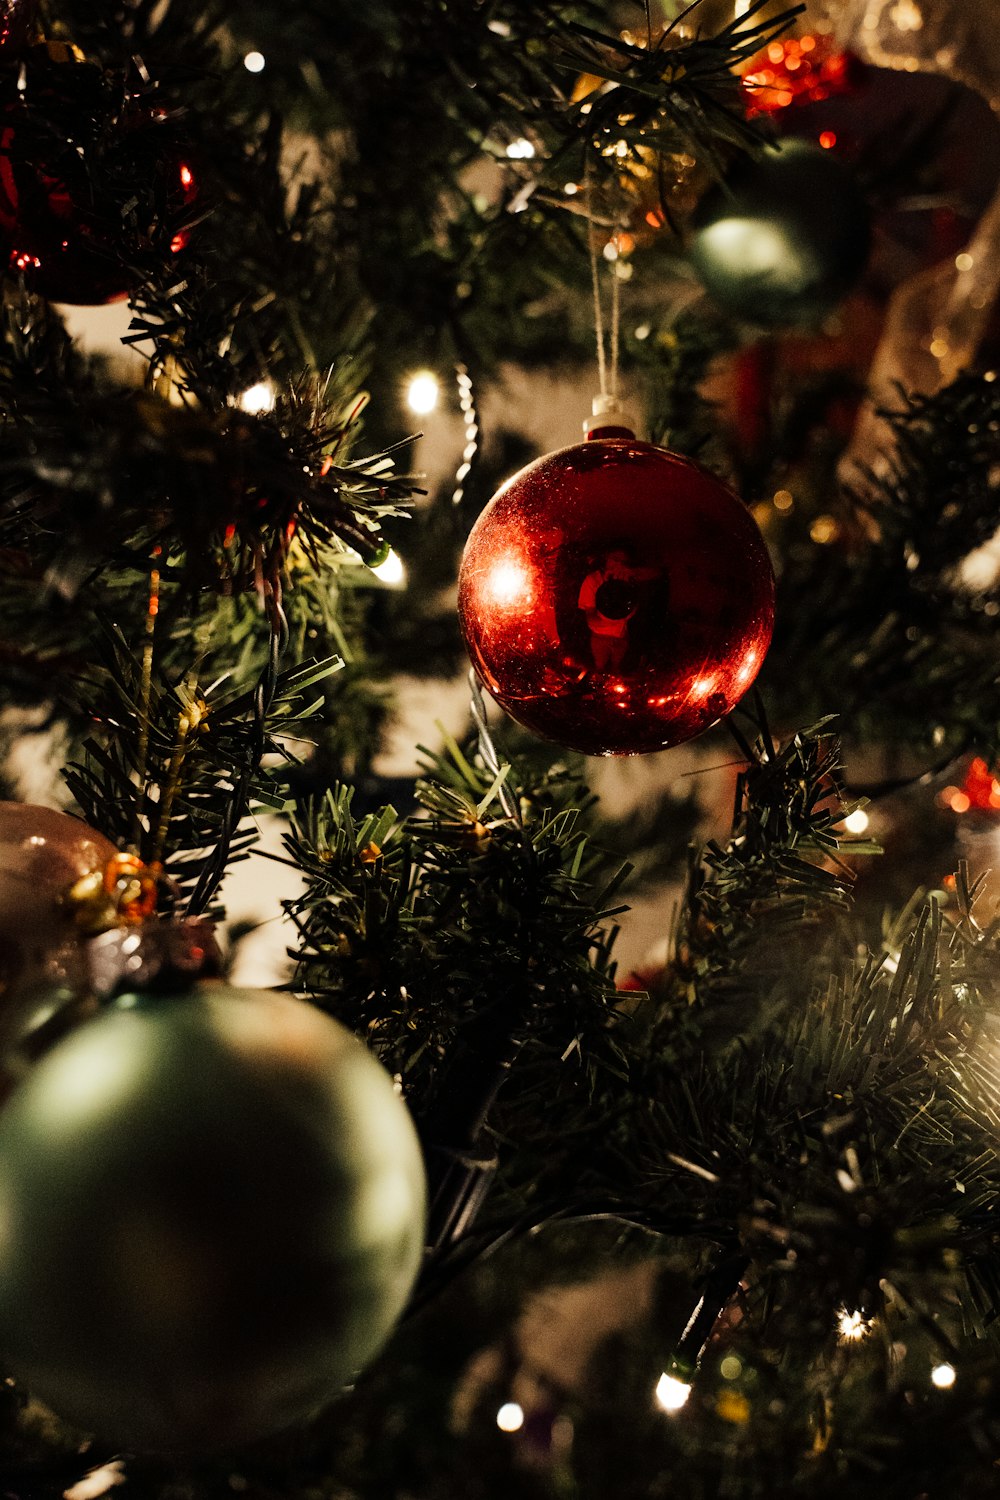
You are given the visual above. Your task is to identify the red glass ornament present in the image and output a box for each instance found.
[0,57,200,304]
[0,0,37,56]
[458,431,775,757]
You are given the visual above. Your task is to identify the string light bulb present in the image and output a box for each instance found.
[243,51,266,73]
[655,1372,692,1412]
[406,371,439,416]
[369,548,406,586]
[931,1363,956,1389]
[496,1401,525,1432]
[837,1307,871,1342]
[843,808,870,834]
[238,381,276,415]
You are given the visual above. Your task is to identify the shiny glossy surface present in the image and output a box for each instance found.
[0,984,428,1452]
[690,141,871,327]
[0,0,37,54]
[458,436,775,756]
[0,802,115,1007]
[0,90,199,305]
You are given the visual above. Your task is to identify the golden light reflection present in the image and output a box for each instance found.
[655,1372,692,1412]
[689,673,720,701]
[837,1307,871,1342]
[735,649,761,686]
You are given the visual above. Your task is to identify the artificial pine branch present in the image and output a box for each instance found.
[767,370,1000,758]
[61,616,340,903]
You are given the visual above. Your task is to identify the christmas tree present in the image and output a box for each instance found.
[1,0,999,1495]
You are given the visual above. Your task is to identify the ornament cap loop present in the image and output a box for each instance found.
[584,394,636,440]
[87,916,223,999]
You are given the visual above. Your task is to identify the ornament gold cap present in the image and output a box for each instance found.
[584,394,635,439]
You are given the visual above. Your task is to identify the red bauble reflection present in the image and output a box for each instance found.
[0,60,200,305]
[0,0,37,56]
[458,433,775,757]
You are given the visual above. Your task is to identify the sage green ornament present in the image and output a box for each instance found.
[0,984,427,1453]
[690,140,872,327]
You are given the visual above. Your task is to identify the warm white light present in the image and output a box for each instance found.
[406,371,440,416]
[844,808,870,834]
[370,548,406,586]
[496,1401,525,1432]
[63,1463,127,1500]
[735,648,761,686]
[837,1308,869,1342]
[698,218,793,279]
[238,380,275,414]
[655,1372,692,1412]
[506,138,536,159]
[486,557,531,608]
[931,1362,956,1389]
[243,51,266,73]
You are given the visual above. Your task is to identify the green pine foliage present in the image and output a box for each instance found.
[0,0,999,1497]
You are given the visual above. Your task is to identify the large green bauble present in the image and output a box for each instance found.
[690,140,872,327]
[0,984,427,1453]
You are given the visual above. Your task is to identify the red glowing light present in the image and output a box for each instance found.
[741,33,862,117]
[819,131,837,149]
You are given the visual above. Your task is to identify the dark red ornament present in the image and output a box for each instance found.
[0,50,199,304]
[0,0,37,56]
[742,33,864,120]
[458,427,775,756]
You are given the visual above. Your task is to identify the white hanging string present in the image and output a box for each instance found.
[585,160,609,402]
[609,244,622,404]
[585,157,624,410]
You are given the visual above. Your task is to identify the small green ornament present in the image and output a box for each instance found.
[0,983,427,1453]
[690,140,872,327]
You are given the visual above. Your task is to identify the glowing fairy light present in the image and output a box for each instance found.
[506,138,536,159]
[496,1401,525,1432]
[931,1362,956,1389]
[63,1461,127,1500]
[655,1372,692,1412]
[243,51,266,73]
[406,371,439,416]
[837,1307,870,1342]
[843,808,870,834]
[370,548,406,586]
[238,381,276,414]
